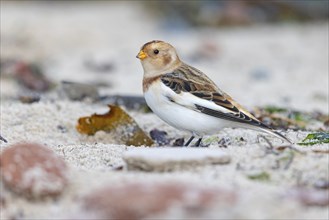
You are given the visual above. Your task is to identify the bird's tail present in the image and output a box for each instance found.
[259,126,293,144]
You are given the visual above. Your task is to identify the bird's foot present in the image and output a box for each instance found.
[193,138,203,147]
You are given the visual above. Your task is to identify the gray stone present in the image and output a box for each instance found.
[60,81,99,101]
[123,147,231,171]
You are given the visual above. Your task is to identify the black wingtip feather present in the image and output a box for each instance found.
[195,104,293,144]
[259,126,293,144]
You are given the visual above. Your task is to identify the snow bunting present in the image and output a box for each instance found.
[137,40,292,146]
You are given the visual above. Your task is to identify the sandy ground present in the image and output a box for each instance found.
[1,1,328,219]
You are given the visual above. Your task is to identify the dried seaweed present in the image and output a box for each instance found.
[264,106,287,114]
[76,105,154,146]
[247,171,270,181]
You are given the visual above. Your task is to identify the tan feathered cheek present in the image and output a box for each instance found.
[162,54,172,66]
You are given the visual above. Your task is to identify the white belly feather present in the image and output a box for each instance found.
[144,81,233,136]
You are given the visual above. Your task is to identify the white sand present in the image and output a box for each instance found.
[1,1,328,219]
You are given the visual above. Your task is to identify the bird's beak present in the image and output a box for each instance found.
[136,50,147,60]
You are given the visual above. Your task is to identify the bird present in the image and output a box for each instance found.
[136,40,292,147]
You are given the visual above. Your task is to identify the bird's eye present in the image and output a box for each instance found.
[153,49,159,54]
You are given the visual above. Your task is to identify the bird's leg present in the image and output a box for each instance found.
[184,136,195,146]
[194,138,203,147]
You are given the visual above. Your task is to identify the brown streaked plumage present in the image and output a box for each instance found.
[160,65,261,120]
[160,66,267,128]
[137,40,292,146]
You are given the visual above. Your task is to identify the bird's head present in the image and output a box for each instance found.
[136,40,181,75]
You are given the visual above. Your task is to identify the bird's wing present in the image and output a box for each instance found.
[161,66,292,143]
[160,67,263,127]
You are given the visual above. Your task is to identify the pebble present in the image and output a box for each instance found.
[82,182,236,219]
[314,179,329,190]
[218,137,231,148]
[123,147,231,171]
[0,143,69,198]
[13,61,52,92]
[172,138,185,146]
[60,81,99,101]
[99,95,149,111]
[286,188,329,206]
[18,93,40,104]
[149,129,170,146]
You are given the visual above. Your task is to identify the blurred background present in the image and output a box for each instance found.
[1,0,328,112]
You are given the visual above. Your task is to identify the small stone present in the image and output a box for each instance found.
[0,143,69,198]
[123,147,230,171]
[172,138,184,146]
[57,125,68,133]
[18,94,40,104]
[150,129,170,146]
[286,188,329,206]
[218,137,231,148]
[99,95,149,111]
[314,179,329,190]
[13,61,52,92]
[82,182,236,219]
[60,81,99,101]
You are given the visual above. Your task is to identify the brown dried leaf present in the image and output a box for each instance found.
[76,105,154,146]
